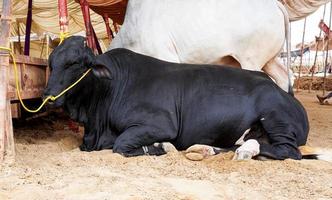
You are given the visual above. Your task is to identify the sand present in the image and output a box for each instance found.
[1,91,332,200]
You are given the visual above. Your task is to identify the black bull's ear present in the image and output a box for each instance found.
[92,64,112,79]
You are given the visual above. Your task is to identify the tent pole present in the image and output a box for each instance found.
[296,17,307,92]
[79,0,96,52]
[310,4,327,92]
[91,24,102,54]
[323,1,332,96]
[24,0,32,56]
[57,0,69,38]
[0,0,15,163]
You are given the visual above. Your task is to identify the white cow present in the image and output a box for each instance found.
[110,0,291,92]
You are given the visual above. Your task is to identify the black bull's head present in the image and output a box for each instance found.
[44,36,111,107]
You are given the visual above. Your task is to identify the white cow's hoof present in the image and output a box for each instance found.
[233,139,260,160]
[153,142,177,153]
[185,144,217,161]
[185,152,205,161]
[186,144,216,156]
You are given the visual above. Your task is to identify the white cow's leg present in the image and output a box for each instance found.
[153,142,177,153]
[262,58,293,92]
[233,139,260,160]
[184,129,255,161]
[184,144,222,161]
[235,128,251,145]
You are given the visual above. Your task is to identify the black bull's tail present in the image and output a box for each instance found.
[298,146,332,161]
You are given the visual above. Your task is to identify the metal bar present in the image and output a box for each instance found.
[296,17,307,92]
[323,1,332,96]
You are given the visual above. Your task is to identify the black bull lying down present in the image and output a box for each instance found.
[44,36,309,160]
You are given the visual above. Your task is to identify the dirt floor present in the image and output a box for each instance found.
[1,91,332,200]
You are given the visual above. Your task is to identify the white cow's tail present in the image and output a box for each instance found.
[300,146,332,162]
[277,1,294,96]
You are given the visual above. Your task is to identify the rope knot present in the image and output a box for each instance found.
[50,96,56,101]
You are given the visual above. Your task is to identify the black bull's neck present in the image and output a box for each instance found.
[63,72,115,124]
[62,50,130,125]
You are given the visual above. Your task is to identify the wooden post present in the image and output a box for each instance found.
[114,23,120,33]
[0,0,15,163]
[103,13,113,45]
[79,0,96,52]
[40,35,46,58]
[17,20,22,54]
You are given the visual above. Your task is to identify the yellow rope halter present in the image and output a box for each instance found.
[0,46,91,113]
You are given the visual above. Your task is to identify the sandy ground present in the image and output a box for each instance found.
[1,91,332,200]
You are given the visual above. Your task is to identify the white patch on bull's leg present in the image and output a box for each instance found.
[235,128,251,145]
[233,139,260,160]
[153,142,177,153]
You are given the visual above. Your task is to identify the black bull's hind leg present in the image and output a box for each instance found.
[258,110,304,160]
[245,84,308,160]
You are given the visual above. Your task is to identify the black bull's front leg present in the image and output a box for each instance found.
[80,126,117,151]
[112,125,176,157]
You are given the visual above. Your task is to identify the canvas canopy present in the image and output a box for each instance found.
[0,0,117,57]
[282,0,330,21]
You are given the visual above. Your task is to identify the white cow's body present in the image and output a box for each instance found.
[110,0,291,91]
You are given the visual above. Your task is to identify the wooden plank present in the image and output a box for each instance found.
[7,90,45,100]
[10,103,20,118]
[7,58,47,100]
[10,54,47,66]
[0,0,13,163]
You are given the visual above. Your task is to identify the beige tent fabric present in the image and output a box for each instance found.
[280,0,330,21]
[11,0,110,38]
[0,0,112,49]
